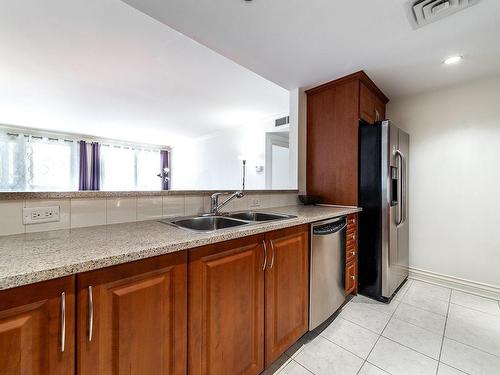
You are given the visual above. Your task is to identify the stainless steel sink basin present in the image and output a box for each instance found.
[163,216,248,232]
[226,211,296,222]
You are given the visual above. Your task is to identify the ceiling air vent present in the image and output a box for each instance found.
[405,0,479,29]
[275,116,290,127]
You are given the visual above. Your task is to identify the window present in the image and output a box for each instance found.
[0,133,78,191]
[101,146,162,191]
[0,127,169,192]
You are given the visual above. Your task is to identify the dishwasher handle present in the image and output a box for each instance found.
[313,221,346,235]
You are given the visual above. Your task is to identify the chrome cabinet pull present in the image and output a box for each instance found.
[88,286,94,342]
[262,241,267,271]
[60,292,66,353]
[269,240,275,269]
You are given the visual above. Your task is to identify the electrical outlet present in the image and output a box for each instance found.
[23,206,60,225]
[249,197,261,208]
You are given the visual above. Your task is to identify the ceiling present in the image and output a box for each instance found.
[122,0,500,99]
[0,0,289,146]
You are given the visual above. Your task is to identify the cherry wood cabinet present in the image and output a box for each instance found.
[76,251,187,375]
[360,81,386,124]
[188,234,266,375]
[306,71,389,206]
[264,225,309,366]
[0,276,75,375]
[345,213,358,295]
[188,225,310,374]
[0,225,311,375]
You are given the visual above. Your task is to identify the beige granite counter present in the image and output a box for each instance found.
[0,205,360,291]
[0,189,298,200]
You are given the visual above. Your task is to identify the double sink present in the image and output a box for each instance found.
[161,211,297,232]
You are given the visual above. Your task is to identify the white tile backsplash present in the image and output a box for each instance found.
[0,193,298,235]
[162,196,185,218]
[0,201,25,235]
[25,199,70,233]
[106,198,137,224]
[71,199,106,228]
[184,196,205,216]
[219,195,248,213]
[137,197,163,220]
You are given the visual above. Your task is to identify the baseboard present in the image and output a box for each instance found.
[409,267,500,300]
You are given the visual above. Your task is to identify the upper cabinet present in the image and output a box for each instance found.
[360,81,386,124]
[0,276,75,375]
[306,71,389,205]
[76,251,188,375]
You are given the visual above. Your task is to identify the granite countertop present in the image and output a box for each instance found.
[0,189,298,200]
[0,205,361,291]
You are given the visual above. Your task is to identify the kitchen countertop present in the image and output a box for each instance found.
[0,205,360,291]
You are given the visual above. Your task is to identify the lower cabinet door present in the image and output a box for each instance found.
[188,235,265,375]
[77,251,187,375]
[0,276,75,375]
[265,225,309,366]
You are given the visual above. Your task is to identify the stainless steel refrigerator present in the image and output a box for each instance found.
[358,120,409,302]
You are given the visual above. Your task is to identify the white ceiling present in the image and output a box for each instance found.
[122,0,500,99]
[0,0,289,145]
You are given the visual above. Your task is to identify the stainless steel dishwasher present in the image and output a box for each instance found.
[309,216,347,330]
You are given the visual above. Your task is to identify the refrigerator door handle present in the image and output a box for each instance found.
[393,148,406,227]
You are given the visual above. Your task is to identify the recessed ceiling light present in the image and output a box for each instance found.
[443,55,463,65]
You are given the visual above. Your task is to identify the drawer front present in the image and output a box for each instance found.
[347,215,357,227]
[345,213,358,295]
[346,230,357,245]
[345,261,357,295]
[346,245,357,264]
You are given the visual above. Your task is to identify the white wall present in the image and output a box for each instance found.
[388,76,500,287]
[171,116,293,190]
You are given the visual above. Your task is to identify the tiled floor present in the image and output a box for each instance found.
[264,279,500,375]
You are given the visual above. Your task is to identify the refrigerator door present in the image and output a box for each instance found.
[396,129,410,284]
[382,123,409,298]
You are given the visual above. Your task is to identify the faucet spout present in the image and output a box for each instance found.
[210,191,245,215]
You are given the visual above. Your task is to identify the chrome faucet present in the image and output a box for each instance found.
[210,191,244,215]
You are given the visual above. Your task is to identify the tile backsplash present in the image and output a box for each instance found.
[0,193,298,236]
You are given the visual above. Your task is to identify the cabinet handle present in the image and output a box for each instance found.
[350,251,356,256]
[88,286,94,342]
[351,275,356,280]
[262,241,267,271]
[60,292,66,353]
[269,240,275,269]
[351,234,356,241]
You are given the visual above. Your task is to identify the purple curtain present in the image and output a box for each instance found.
[90,142,101,190]
[79,141,101,190]
[160,150,169,190]
[78,140,89,190]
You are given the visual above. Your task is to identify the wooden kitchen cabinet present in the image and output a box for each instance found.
[306,71,389,206]
[345,213,358,295]
[360,81,386,124]
[188,234,266,375]
[188,225,310,374]
[77,251,187,375]
[0,276,75,375]
[264,225,309,366]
